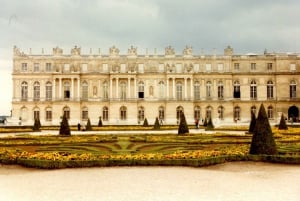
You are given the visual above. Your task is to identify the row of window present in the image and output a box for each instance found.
[20,80,298,101]
[20,62,297,73]
[28,105,275,123]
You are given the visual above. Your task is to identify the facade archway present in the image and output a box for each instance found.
[288,106,299,122]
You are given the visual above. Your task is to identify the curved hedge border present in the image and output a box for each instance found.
[1,155,299,169]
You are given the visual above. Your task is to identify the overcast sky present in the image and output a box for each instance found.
[0,0,300,115]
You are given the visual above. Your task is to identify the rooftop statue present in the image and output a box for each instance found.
[13,46,23,56]
[71,46,81,56]
[183,46,193,56]
[128,46,137,56]
[109,45,120,56]
[53,46,63,56]
[165,46,175,55]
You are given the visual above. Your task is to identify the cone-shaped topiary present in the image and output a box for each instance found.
[98,116,103,127]
[32,118,41,131]
[143,118,149,127]
[59,114,71,136]
[249,104,277,155]
[178,112,189,134]
[278,114,288,130]
[86,118,92,131]
[205,117,214,130]
[248,111,256,133]
[153,117,160,130]
[203,117,207,127]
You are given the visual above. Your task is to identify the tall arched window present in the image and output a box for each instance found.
[63,106,70,119]
[206,81,212,99]
[120,106,127,120]
[218,81,224,99]
[138,81,144,98]
[176,81,183,100]
[82,81,88,100]
[267,81,274,99]
[290,80,297,98]
[194,81,200,100]
[267,106,273,119]
[120,82,126,100]
[138,106,145,122]
[82,107,88,120]
[194,106,201,120]
[218,106,224,120]
[103,106,109,121]
[45,107,52,121]
[233,81,240,98]
[250,80,257,99]
[33,107,40,120]
[206,106,212,119]
[64,81,70,99]
[176,106,184,120]
[234,106,241,121]
[33,81,40,101]
[103,81,108,99]
[46,81,52,101]
[159,81,165,98]
[21,81,28,101]
[159,106,165,120]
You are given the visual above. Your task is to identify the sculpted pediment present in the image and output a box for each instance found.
[109,46,120,56]
[165,46,175,56]
[128,46,137,56]
[53,46,63,56]
[71,46,81,56]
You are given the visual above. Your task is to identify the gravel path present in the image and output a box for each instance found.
[0,162,299,201]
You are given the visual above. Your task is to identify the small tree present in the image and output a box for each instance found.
[153,117,160,130]
[98,116,103,127]
[178,112,189,134]
[143,118,149,127]
[278,114,288,130]
[59,114,71,136]
[86,118,92,131]
[205,117,214,130]
[32,118,41,131]
[248,111,256,133]
[249,104,277,155]
[203,117,208,127]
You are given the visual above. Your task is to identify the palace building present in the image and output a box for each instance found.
[11,45,299,126]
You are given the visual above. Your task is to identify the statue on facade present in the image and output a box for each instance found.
[71,46,81,56]
[13,46,25,56]
[128,46,137,56]
[53,46,63,56]
[183,46,193,56]
[109,45,120,56]
[184,63,193,72]
[165,46,175,56]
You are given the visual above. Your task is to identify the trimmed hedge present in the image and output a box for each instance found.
[1,155,299,169]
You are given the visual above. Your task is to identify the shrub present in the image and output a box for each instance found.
[59,114,71,136]
[205,117,214,130]
[248,111,256,133]
[98,116,103,127]
[249,104,277,155]
[32,118,41,131]
[178,112,189,134]
[86,118,92,131]
[153,117,160,130]
[203,117,207,127]
[278,114,288,130]
[143,118,149,127]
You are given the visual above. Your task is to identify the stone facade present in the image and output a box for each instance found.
[11,46,300,126]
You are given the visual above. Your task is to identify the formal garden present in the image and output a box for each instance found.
[0,105,299,169]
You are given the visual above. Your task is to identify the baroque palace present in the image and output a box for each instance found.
[11,45,299,126]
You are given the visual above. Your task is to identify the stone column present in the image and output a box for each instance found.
[172,78,175,99]
[128,78,131,99]
[166,78,169,99]
[71,78,74,99]
[59,79,62,99]
[110,78,113,99]
[134,78,137,98]
[53,79,56,100]
[77,78,80,101]
[184,78,187,99]
[116,78,119,99]
[190,78,194,99]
